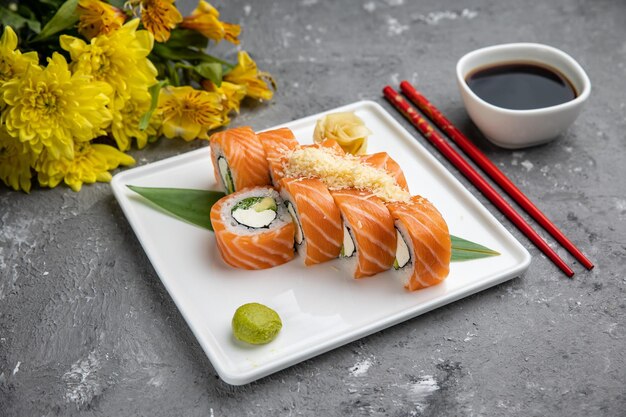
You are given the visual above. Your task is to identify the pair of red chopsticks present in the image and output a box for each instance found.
[383,81,594,277]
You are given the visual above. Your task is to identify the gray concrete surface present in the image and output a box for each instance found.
[1,0,625,415]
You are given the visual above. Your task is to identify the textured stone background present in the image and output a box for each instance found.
[1,0,625,416]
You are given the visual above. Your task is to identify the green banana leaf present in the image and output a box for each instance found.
[127,185,224,231]
[127,185,500,261]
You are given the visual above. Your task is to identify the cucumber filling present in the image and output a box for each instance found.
[394,229,410,270]
[286,201,304,245]
[232,197,277,228]
[340,223,355,257]
[218,156,235,194]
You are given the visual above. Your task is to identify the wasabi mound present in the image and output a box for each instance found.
[232,303,282,345]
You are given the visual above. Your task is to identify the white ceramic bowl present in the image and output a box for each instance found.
[456,43,591,149]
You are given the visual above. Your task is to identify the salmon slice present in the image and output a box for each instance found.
[210,187,295,270]
[258,128,299,189]
[331,189,396,278]
[307,138,345,155]
[279,178,344,266]
[210,126,271,192]
[360,152,409,191]
[386,196,451,291]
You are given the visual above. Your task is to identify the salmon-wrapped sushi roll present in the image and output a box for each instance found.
[210,187,295,270]
[210,126,271,194]
[279,178,343,266]
[386,196,451,291]
[360,152,409,191]
[258,128,299,189]
[331,189,396,278]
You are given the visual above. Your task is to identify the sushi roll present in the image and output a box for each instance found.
[210,187,295,270]
[331,189,397,278]
[279,178,343,266]
[360,152,409,191]
[258,128,299,189]
[386,196,451,291]
[210,126,271,194]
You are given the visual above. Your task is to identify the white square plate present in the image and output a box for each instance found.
[111,100,531,385]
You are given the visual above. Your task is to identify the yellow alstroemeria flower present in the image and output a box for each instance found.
[157,86,226,141]
[180,0,241,44]
[0,26,38,84]
[201,79,246,113]
[224,51,275,101]
[1,53,112,159]
[140,0,183,43]
[36,143,135,192]
[77,0,127,40]
[60,19,157,99]
[110,88,159,150]
[0,127,34,192]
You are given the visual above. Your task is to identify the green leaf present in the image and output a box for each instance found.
[166,29,209,50]
[138,80,168,130]
[127,186,225,231]
[450,235,500,261]
[32,0,78,41]
[107,0,126,8]
[151,43,234,68]
[39,0,67,7]
[0,6,42,33]
[152,44,202,61]
[194,62,222,86]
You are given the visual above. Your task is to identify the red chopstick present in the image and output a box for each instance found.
[400,81,594,271]
[383,86,574,277]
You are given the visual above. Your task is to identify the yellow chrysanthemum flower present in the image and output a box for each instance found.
[0,127,34,192]
[36,142,135,192]
[224,51,275,101]
[157,86,226,141]
[201,79,246,113]
[181,1,241,44]
[77,0,127,40]
[60,19,157,99]
[0,26,38,85]
[1,53,112,159]
[140,0,183,43]
[110,88,159,150]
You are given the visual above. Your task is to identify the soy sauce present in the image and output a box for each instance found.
[466,63,577,110]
